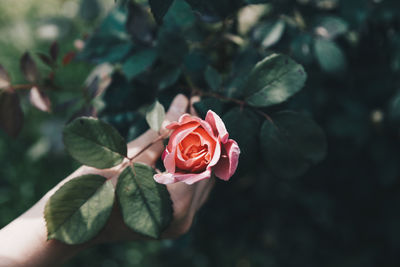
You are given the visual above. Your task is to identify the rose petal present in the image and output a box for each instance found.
[154,172,177,184]
[174,168,212,185]
[164,151,176,173]
[213,139,240,181]
[205,110,229,143]
[167,121,199,152]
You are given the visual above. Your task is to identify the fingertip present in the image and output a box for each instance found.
[165,94,189,122]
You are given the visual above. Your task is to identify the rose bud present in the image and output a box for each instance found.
[154,110,240,185]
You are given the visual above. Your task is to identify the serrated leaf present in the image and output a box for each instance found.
[260,111,326,179]
[314,38,346,74]
[149,0,174,24]
[116,164,173,238]
[0,64,11,89]
[244,54,307,107]
[122,48,157,80]
[63,117,127,169]
[205,66,222,91]
[145,100,165,132]
[44,175,114,244]
[20,52,40,83]
[29,87,51,112]
[0,90,24,138]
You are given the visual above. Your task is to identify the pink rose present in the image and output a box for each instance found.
[154,110,240,185]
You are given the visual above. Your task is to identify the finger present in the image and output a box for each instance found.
[129,94,189,164]
[189,95,201,116]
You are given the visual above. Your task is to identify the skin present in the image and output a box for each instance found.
[0,94,214,267]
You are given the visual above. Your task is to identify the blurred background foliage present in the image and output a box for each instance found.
[1,0,400,266]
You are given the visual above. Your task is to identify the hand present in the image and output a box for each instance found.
[0,94,214,267]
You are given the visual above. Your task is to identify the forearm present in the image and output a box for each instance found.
[0,166,101,267]
[0,131,164,267]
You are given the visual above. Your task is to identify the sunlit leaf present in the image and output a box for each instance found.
[29,87,51,112]
[244,54,307,107]
[45,175,114,244]
[146,100,165,132]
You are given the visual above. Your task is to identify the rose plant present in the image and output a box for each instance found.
[0,0,328,247]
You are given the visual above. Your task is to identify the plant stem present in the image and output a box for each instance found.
[128,131,170,162]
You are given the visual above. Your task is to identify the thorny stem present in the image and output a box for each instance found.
[127,131,170,163]
[12,84,36,90]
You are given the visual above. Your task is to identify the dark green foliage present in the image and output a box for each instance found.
[4,0,400,266]
[149,0,174,24]
[260,111,326,178]
[116,164,173,239]
[44,175,114,244]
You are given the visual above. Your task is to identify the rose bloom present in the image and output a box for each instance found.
[154,110,240,185]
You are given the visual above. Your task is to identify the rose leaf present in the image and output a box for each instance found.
[116,163,173,239]
[244,53,307,107]
[145,100,165,132]
[63,117,127,169]
[44,175,114,244]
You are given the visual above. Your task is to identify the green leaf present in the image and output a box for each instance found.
[0,90,24,138]
[20,52,40,83]
[244,54,307,107]
[253,19,286,49]
[153,64,182,90]
[145,100,165,132]
[314,38,347,74]
[63,117,127,169]
[126,2,155,45]
[149,0,174,24]
[260,111,326,179]
[116,164,173,238]
[163,0,196,31]
[157,28,188,65]
[194,97,224,118]
[122,48,157,80]
[223,108,261,168]
[44,175,114,244]
[204,66,222,91]
[77,7,132,64]
[314,16,349,39]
